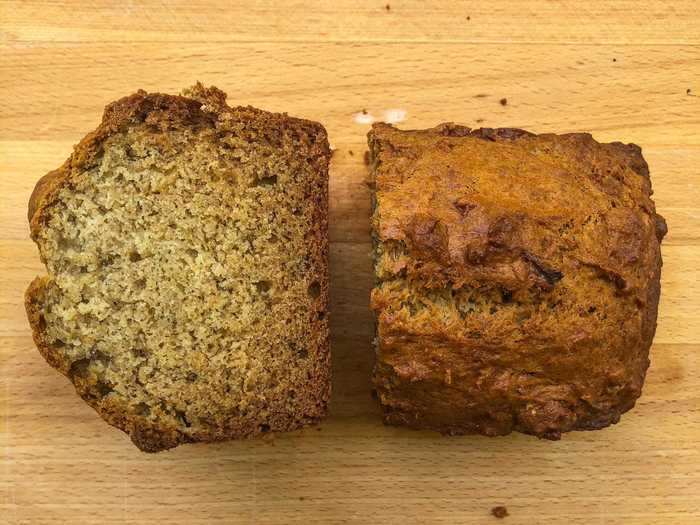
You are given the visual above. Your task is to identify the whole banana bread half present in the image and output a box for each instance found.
[368,122,666,439]
[26,84,331,452]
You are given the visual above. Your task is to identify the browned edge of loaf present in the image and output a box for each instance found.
[25,84,332,452]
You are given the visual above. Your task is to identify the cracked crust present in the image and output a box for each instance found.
[25,84,331,452]
[369,122,666,439]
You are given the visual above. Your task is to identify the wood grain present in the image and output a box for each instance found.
[1,1,699,524]
[2,0,699,44]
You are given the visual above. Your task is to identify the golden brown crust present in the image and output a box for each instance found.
[369,122,665,439]
[26,84,331,452]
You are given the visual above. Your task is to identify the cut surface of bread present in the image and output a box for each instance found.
[368,123,666,439]
[26,84,331,452]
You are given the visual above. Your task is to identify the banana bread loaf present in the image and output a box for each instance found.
[25,84,331,452]
[368,122,666,439]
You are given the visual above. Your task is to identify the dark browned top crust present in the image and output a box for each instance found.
[369,122,666,439]
[25,84,331,452]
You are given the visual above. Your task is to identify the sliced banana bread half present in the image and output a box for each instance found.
[368,123,666,439]
[25,84,331,452]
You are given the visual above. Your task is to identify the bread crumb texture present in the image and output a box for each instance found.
[368,123,666,439]
[25,84,331,452]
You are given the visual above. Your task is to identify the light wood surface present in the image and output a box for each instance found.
[1,2,699,524]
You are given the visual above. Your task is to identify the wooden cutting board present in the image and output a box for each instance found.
[1,2,699,523]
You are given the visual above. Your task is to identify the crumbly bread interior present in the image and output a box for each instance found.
[29,90,329,451]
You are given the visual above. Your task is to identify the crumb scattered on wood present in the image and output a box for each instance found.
[491,506,508,519]
[476,118,484,123]
[385,3,391,11]
[362,108,368,115]
[499,98,508,106]
[613,58,617,62]
[299,496,305,501]
[474,93,488,98]
[349,150,354,156]
[467,16,471,21]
